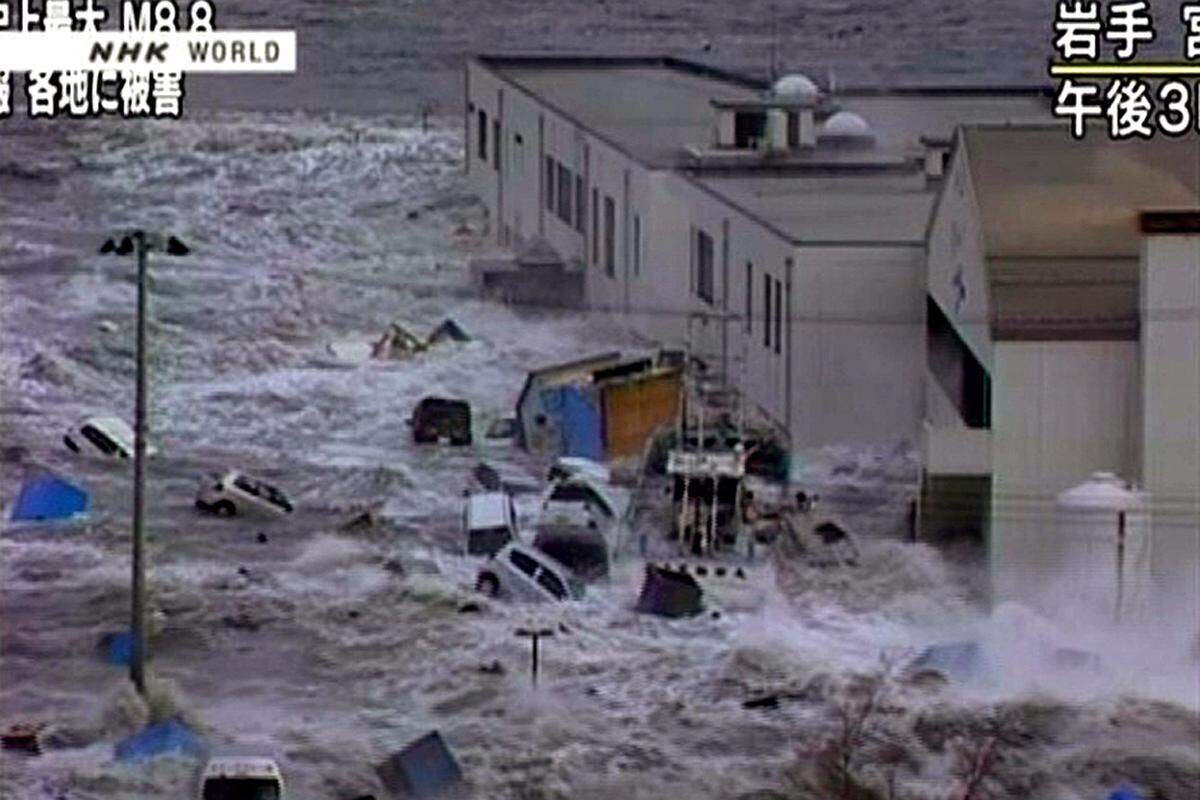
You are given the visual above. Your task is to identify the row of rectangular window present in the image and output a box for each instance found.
[544,155,585,233]
[695,228,784,355]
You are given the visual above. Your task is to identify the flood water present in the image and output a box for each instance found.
[2,2,1198,799]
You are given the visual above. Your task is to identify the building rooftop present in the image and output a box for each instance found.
[964,125,1200,259]
[693,172,937,244]
[481,55,1054,169]
[490,59,761,167]
[960,125,1200,340]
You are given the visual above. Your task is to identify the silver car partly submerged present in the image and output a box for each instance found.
[475,542,585,603]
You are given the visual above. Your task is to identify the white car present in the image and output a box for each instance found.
[62,416,157,461]
[539,474,618,522]
[463,491,518,556]
[546,456,610,485]
[196,755,284,800]
[475,542,584,603]
[195,471,294,518]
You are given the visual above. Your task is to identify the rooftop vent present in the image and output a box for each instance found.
[771,73,819,100]
[819,111,873,140]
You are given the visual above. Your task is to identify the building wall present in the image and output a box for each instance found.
[468,60,660,317]
[1140,233,1200,512]
[791,244,926,447]
[991,341,1139,497]
[654,174,798,435]
[466,62,504,242]
[926,137,992,370]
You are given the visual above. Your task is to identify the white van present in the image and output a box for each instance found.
[63,416,157,461]
[475,541,584,603]
[463,491,518,556]
[196,756,284,800]
[195,471,294,518]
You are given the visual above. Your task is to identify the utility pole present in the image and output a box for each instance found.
[99,230,190,696]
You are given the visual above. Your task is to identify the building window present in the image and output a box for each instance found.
[545,156,555,213]
[591,187,599,264]
[604,195,616,277]
[734,111,766,148]
[478,110,488,162]
[557,163,572,223]
[745,262,753,332]
[763,273,772,349]
[633,214,641,276]
[493,120,501,171]
[574,175,585,232]
[774,277,783,354]
[696,229,714,304]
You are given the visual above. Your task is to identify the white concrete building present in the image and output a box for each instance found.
[465,55,1051,450]
[923,125,1200,631]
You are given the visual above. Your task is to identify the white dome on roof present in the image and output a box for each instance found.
[820,110,872,138]
[771,73,819,99]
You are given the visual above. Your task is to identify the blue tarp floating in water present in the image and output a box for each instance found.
[9,474,89,522]
[115,719,205,763]
[98,631,135,666]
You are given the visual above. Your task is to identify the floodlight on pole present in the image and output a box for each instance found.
[99,228,190,697]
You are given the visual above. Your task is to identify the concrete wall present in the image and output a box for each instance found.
[466,62,504,243]
[468,60,660,315]
[1140,233,1200,637]
[652,174,798,434]
[991,341,1139,497]
[792,245,926,447]
[1140,234,1200,512]
[926,138,992,369]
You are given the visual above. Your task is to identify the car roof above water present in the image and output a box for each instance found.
[466,491,510,528]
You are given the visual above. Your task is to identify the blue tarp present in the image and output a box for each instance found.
[1108,786,1145,800]
[9,474,89,522]
[114,719,205,763]
[543,385,603,461]
[98,631,134,666]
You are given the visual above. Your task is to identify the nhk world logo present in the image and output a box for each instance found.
[0,31,296,72]
[0,1,295,119]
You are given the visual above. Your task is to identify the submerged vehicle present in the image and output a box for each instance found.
[539,473,618,521]
[475,541,584,603]
[196,756,284,800]
[462,491,518,556]
[532,502,610,581]
[409,396,472,446]
[195,471,294,518]
[546,456,610,485]
[63,416,157,461]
